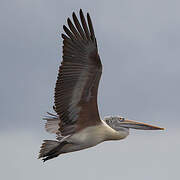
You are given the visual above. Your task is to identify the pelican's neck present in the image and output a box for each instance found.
[101,120,129,141]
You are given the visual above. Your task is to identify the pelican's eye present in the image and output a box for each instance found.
[119,117,125,122]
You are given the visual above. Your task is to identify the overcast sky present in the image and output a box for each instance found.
[0,0,180,179]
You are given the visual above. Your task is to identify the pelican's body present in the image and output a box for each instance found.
[42,120,129,156]
[62,121,128,153]
[39,10,164,162]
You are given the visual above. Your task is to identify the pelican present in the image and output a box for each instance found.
[39,9,164,162]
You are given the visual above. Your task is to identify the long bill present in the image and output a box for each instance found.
[119,119,164,130]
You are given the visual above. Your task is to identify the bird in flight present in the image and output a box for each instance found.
[39,9,164,162]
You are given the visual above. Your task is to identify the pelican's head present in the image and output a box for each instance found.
[104,116,164,139]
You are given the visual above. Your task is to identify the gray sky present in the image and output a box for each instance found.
[0,0,180,179]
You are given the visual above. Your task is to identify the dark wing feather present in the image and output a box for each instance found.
[54,10,102,136]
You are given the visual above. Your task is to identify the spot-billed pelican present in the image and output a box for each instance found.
[39,9,164,162]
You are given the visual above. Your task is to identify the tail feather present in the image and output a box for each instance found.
[38,140,59,158]
[38,140,68,162]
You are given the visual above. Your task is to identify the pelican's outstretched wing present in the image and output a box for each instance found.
[54,10,102,136]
